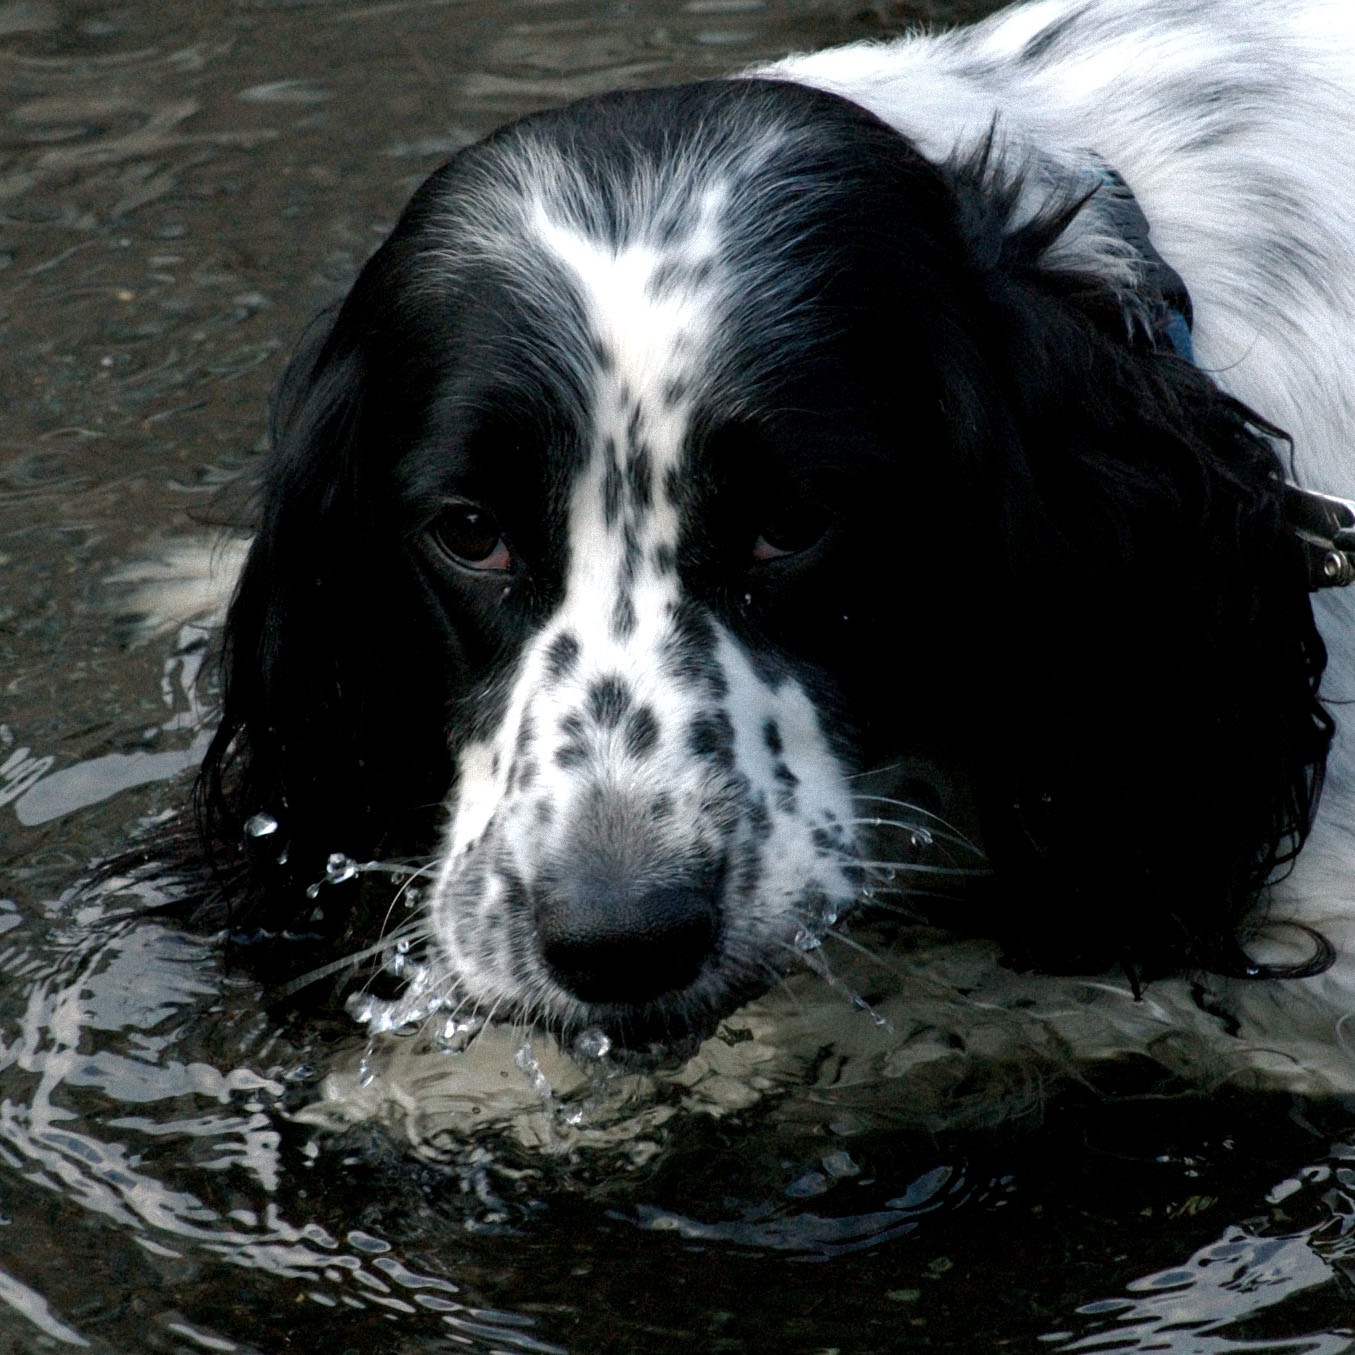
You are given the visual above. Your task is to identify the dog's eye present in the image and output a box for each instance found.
[429,501,511,571]
[751,500,831,562]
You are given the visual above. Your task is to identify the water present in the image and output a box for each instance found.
[4,0,1355,1351]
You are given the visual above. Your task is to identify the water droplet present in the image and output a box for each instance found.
[430,1012,483,1053]
[850,993,895,1032]
[325,852,358,885]
[385,936,411,977]
[244,811,279,838]
[513,1039,554,1100]
[573,1027,612,1062]
[447,1013,484,1048]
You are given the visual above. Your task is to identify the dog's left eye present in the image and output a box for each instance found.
[428,500,511,571]
[751,500,831,562]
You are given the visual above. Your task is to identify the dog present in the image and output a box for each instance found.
[188,0,1355,1080]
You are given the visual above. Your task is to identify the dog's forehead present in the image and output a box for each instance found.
[395,80,930,622]
[538,215,706,653]
[441,141,780,389]
[528,182,729,397]
[414,106,785,564]
[416,80,898,399]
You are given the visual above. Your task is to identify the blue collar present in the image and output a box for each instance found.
[1090,160,1195,362]
[1090,161,1355,592]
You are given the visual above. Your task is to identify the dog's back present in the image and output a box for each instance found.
[766,0,1355,493]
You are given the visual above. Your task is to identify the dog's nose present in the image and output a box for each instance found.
[536,879,719,1005]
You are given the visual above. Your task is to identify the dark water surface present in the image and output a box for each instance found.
[4,1,1355,1351]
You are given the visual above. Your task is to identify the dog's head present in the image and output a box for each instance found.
[201,78,1330,1047]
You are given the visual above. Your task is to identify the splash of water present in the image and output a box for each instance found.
[345,951,454,1038]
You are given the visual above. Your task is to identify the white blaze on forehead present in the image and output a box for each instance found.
[527,181,729,387]
[528,190,731,649]
[440,191,736,865]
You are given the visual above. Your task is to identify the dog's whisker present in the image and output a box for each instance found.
[851,791,965,820]
[857,885,956,909]
[822,925,900,975]
[850,798,986,855]
[428,990,487,1050]
[778,934,834,980]
[857,859,993,878]
[849,822,988,865]
[852,895,933,922]
[848,812,980,845]
[273,918,428,1000]
[848,812,972,835]
[765,967,810,1017]
[773,935,897,1032]
[466,997,507,1052]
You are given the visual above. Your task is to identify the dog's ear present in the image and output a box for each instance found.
[197,299,452,918]
[939,166,1334,979]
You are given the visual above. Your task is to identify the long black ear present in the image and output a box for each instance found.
[942,161,1334,980]
[196,300,454,926]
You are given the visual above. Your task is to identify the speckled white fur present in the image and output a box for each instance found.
[429,176,859,1032]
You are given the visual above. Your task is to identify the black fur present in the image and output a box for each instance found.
[194,76,1331,1020]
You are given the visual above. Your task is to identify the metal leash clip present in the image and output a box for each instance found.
[1282,482,1355,589]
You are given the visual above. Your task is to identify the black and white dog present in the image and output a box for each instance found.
[192,0,1355,1072]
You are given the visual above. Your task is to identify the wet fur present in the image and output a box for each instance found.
[195,0,1355,1065]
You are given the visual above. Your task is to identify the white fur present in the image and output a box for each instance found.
[761,0,1355,495]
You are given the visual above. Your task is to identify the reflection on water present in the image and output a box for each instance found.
[5,0,1355,1351]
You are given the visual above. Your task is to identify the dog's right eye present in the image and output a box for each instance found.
[751,499,832,562]
[428,501,511,571]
